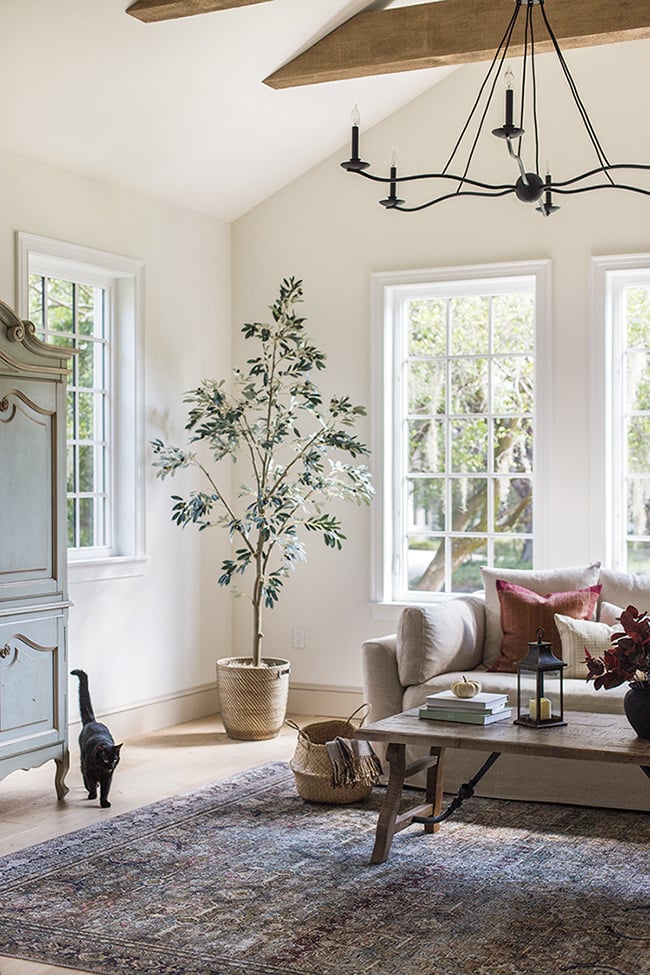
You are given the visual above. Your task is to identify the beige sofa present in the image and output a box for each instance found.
[361,563,650,812]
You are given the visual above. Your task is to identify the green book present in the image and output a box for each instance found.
[418,706,513,725]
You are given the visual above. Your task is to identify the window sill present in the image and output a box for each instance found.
[369,592,485,621]
[68,556,148,583]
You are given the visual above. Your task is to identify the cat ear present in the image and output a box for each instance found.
[115,743,123,753]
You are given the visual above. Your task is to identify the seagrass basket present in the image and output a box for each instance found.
[287,705,377,804]
[216,657,290,741]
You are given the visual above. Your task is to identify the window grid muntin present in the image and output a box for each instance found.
[30,272,111,552]
[397,283,535,596]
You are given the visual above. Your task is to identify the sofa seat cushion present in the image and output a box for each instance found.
[403,671,628,716]
[396,597,484,687]
[491,581,601,673]
[480,563,601,667]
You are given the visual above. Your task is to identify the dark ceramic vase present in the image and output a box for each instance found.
[623,683,650,739]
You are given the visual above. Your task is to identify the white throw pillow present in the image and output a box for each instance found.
[599,601,623,626]
[480,563,601,667]
[554,613,616,679]
[396,597,484,687]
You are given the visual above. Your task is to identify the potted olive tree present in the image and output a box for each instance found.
[152,277,373,740]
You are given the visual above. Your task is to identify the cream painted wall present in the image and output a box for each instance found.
[231,39,650,697]
[0,147,232,726]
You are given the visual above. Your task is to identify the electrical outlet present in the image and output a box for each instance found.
[292,626,306,650]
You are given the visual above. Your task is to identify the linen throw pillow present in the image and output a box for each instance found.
[553,613,617,679]
[490,580,602,673]
[599,601,623,627]
[480,563,601,667]
[396,597,484,687]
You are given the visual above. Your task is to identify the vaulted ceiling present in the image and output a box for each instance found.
[0,1,647,222]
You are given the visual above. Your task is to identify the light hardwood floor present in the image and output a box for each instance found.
[0,713,313,975]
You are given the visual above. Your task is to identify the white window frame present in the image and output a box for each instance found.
[371,260,552,606]
[591,254,650,571]
[17,233,146,581]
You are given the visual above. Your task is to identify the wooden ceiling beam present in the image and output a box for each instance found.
[264,0,650,89]
[127,0,272,24]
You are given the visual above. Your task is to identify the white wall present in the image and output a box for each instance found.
[0,147,232,732]
[231,39,650,704]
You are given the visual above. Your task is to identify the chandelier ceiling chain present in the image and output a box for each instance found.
[340,0,650,216]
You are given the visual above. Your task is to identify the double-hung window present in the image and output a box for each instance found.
[593,256,650,573]
[18,233,145,579]
[373,261,551,603]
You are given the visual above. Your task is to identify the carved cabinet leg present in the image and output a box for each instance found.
[55,751,70,800]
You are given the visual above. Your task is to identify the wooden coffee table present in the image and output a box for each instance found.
[354,708,650,864]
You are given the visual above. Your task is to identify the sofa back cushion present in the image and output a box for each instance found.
[480,563,601,667]
[490,580,601,673]
[598,568,650,614]
[396,597,485,687]
[554,613,617,679]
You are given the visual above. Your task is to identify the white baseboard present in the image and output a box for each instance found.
[288,683,364,718]
[68,682,364,742]
[68,682,219,742]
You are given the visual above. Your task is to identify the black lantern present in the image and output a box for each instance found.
[514,627,567,728]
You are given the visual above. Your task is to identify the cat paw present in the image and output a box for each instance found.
[100,799,111,808]
[87,793,97,800]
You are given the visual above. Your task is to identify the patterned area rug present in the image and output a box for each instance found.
[0,762,648,975]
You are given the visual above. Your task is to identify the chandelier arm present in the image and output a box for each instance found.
[356,169,516,192]
[442,2,521,177]
[552,183,650,199]
[538,1,614,185]
[516,0,531,161]
[455,46,516,192]
[529,2,540,177]
[506,137,528,184]
[549,163,650,189]
[391,187,517,214]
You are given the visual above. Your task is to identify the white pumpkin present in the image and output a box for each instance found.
[450,675,482,698]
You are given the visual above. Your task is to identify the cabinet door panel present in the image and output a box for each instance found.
[0,615,64,756]
[0,381,58,594]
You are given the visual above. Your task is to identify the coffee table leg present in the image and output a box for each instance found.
[370,742,407,864]
[424,746,444,834]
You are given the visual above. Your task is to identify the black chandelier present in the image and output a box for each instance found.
[341,0,650,216]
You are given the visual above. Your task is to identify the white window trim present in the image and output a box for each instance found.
[16,232,146,582]
[370,259,552,608]
[591,253,650,571]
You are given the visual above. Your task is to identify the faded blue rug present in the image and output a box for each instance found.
[0,762,648,975]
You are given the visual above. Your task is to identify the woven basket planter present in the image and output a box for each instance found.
[288,708,376,804]
[216,657,291,741]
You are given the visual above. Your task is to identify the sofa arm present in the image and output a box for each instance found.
[361,634,404,724]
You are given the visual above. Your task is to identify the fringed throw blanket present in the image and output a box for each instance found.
[325,736,382,788]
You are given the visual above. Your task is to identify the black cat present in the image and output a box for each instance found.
[71,669,122,808]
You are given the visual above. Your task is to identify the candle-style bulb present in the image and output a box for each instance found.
[505,67,514,90]
[379,146,405,209]
[340,103,369,172]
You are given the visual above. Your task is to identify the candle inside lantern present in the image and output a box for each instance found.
[529,697,552,720]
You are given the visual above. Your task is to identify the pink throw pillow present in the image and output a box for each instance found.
[491,580,602,673]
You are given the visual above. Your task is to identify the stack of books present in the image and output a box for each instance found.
[418,689,512,725]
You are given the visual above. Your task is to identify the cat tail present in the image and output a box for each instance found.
[70,668,96,724]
